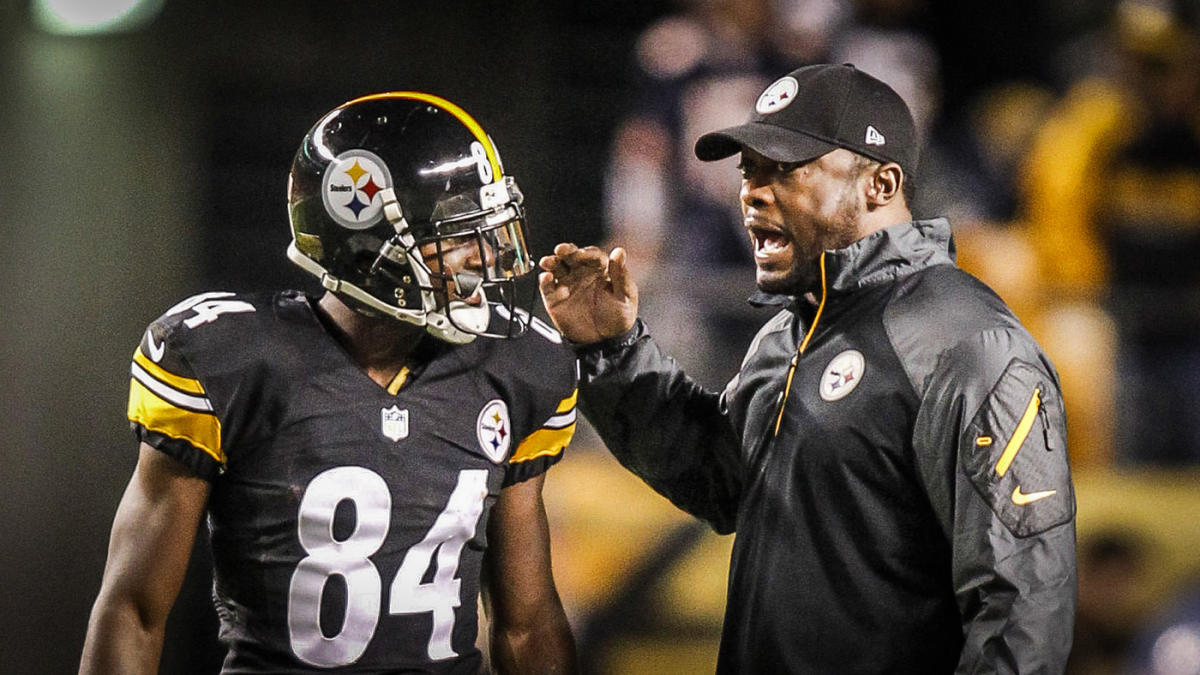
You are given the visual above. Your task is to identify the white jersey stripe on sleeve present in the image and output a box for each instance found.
[131,361,214,413]
[541,409,576,430]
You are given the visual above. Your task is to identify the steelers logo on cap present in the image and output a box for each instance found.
[756,76,799,115]
[321,149,393,229]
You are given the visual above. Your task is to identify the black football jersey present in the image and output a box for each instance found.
[126,290,578,673]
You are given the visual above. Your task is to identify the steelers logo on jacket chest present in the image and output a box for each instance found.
[819,349,865,402]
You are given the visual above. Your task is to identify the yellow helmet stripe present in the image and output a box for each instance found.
[339,91,502,182]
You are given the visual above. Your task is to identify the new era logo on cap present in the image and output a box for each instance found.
[694,63,918,177]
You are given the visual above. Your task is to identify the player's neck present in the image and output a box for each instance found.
[316,292,426,382]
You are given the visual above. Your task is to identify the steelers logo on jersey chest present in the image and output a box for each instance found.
[476,399,511,463]
[819,349,865,402]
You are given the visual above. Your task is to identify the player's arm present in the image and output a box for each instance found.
[481,472,577,674]
[79,443,211,675]
[914,331,1076,673]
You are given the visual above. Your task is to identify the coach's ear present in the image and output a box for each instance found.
[866,163,903,207]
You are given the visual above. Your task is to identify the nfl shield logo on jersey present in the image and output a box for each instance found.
[381,405,409,442]
[476,399,511,463]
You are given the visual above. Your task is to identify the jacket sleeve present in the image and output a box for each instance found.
[912,327,1077,674]
[574,320,744,533]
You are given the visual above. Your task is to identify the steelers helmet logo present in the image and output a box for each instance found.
[756,76,799,115]
[321,149,394,230]
[476,399,511,463]
[820,349,865,402]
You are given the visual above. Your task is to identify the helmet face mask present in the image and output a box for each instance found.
[286,92,535,343]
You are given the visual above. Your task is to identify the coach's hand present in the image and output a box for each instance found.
[538,243,638,345]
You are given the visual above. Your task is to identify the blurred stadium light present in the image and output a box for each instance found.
[31,0,164,34]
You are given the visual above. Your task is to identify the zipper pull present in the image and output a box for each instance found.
[1038,390,1054,452]
[773,352,802,437]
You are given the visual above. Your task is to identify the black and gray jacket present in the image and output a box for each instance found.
[576,218,1076,674]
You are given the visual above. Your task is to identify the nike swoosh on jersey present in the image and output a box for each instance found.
[146,329,166,362]
[1011,486,1057,506]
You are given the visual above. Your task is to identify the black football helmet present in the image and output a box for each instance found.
[287,92,533,343]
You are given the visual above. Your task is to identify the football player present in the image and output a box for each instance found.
[81,93,579,673]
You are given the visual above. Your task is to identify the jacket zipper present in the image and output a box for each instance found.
[1038,392,1054,452]
[995,387,1041,477]
[773,253,828,436]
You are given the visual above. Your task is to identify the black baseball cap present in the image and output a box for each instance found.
[694,63,918,176]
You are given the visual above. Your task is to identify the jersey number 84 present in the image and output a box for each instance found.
[287,466,487,667]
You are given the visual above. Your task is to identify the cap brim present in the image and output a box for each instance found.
[694,122,839,163]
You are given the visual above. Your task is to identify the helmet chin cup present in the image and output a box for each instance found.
[425,299,489,344]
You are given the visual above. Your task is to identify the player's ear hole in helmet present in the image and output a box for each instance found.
[286,91,535,344]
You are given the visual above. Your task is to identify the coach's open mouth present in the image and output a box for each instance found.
[748,222,790,267]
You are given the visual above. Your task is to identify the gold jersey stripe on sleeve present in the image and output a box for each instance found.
[128,377,224,464]
[133,347,207,395]
[510,389,578,465]
[542,392,578,430]
[510,424,575,465]
[131,360,213,412]
[555,388,578,414]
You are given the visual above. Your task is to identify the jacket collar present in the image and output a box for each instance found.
[748,217,956,307]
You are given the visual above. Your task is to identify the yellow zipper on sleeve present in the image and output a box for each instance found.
[995,387,1041,477]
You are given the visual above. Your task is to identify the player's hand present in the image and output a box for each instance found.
[538,243,638,345]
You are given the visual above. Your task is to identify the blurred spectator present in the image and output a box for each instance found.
[827,18,944,217]
[1126,579,1200,675]
[830,3,940,138]
[1022,0,1200,466]
[1070,530,1152,675]
[919,82,1056,225]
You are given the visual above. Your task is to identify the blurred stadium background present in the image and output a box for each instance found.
[2,0,1199,673]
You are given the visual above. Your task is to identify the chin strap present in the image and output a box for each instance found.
[286,241,485,344]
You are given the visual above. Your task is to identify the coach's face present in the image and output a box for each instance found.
[738,147,867,294]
